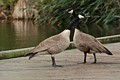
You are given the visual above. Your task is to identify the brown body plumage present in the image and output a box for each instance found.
[32,30,70,55]
[26,30,70,67]
[74,29,112,54]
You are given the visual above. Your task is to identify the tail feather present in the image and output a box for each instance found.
[103,46,113,55]
[25,53,33,56]
[25,52,38,60]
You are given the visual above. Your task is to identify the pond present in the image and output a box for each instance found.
[0,20,120,51]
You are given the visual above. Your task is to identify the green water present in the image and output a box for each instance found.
[0,20,120,51]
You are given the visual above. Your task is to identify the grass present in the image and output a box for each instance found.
[35,0,120,27]
[0,0,119,25]
[0,0,17,11]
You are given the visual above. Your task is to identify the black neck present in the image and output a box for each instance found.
[72,11,78,18]
[76,21,81,30]
[66,18,78,30]
[72,11,81,30]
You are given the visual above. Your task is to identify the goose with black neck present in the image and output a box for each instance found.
[25,17,77,67]
[66,9,113,63]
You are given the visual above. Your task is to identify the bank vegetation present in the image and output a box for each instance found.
[0,0,120,25]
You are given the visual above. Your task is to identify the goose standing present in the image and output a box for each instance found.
[66,9,113,63]
[25,18,77,67]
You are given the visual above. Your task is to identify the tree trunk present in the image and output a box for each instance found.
[12,0,36,20]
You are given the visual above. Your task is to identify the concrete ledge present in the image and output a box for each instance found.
[0,34,120,60]
[97,34,120,43]
[0,48,32,60]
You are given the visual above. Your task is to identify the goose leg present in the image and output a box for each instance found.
[77,52,87,64]
[83,52,87,63]
[92,53,97,64]
[51,55,63,68]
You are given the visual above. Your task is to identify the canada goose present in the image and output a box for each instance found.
[66,9,113,63]
[25,18,77,67]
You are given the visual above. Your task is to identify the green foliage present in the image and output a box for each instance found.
[0,0,15,4]
[0,0,17,11]
[35,0,120,27]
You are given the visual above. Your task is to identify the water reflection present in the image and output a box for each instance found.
[12,20,38,48]
[81,24,120,37]
[0,20,59,51]
[0,20,119,51]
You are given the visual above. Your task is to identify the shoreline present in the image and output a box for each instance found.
[0,34,120,60]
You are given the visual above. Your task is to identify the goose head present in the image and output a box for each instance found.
[64,8,85,19]
[64,8,74,14]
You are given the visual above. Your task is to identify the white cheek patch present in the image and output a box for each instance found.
[68,10,73,14]
[78,14,84,19]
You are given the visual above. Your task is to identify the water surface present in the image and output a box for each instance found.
[0,20,119,51]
